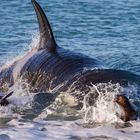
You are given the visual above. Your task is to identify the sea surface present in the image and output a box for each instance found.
[0,0,140,140]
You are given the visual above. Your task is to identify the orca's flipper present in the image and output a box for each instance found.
[0,91,13,106]
[32,0,56,52]
[1,91,13,101]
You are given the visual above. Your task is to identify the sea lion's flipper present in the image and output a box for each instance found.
[32,0,56,52]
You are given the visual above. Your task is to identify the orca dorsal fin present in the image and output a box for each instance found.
[32,0,56,52]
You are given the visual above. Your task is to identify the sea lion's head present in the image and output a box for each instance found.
[114,95,138,122]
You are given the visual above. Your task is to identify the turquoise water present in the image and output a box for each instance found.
[0,0,140,140]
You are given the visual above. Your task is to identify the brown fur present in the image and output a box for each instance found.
[114,95,138,122]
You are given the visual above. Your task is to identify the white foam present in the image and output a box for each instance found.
[0,119,139,140]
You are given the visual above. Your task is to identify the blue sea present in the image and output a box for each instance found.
[0,0,140,140]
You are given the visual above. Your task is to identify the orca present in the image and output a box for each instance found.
[0,0,139,121]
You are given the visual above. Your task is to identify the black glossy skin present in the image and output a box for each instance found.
[0,91,13,106]
[0,44,139,95]
[20,48,103,92]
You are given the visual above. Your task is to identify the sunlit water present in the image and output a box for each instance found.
[0,0,140,140]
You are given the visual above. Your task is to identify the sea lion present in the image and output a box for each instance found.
[114,95,138,122]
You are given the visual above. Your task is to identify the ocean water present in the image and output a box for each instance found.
[0,0,140,139]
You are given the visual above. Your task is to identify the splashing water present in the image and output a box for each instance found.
[0,78,35,119]
[81,83,139,123]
